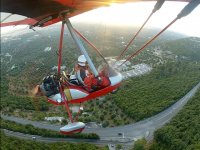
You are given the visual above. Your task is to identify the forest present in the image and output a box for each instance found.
[150,89,200,150]
[1,60,200,127]
[0,77,49,112]
[131,89,200,150]
[161,37,200,61]
[1,23,200,149]
[109,61,200,121]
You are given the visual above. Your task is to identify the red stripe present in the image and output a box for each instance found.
[69,83,121,104]
[47,83,120,105]
[60,127,85,134]
[47,99,64,105]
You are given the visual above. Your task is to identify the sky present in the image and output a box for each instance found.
[1,1,200,37]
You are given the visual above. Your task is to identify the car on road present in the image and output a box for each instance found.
[118,132,123,136]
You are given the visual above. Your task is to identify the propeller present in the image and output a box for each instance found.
[29,85,44,111]
[30,85,43,97]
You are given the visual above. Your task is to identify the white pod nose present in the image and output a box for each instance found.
[60,122,85,134]
[109,72,123,86]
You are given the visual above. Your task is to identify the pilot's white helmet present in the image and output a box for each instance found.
[78,55,87,66]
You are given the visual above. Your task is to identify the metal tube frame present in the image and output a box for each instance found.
[57,21,65,75]
[57,16,100,123]
[64,17,99,77]
[57,22,74,123]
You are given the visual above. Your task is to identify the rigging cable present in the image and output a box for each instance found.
[117,0,165,60]
[73,28,108,64]
[119,0,199,67]
[57,19,74,123]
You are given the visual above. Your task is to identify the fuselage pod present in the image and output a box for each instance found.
[41,66,122,104]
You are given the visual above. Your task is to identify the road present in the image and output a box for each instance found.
[2,81,200,144]
[2,129,130,146]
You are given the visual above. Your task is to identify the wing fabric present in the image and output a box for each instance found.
[0,0,191,27]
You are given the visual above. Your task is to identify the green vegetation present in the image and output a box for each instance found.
[161,37,200,61]
[133,139,148,150]
[132,88,200,150]
[3,51,200,126]
[1,78,49,112]
[1,26,200,128]
[111,61,200,121]
[1,131,106,150]
[2,24,200,149]
[84,37,200,124]
[150,89,200,150]
[79,97,133,127]
[1,118,99,139]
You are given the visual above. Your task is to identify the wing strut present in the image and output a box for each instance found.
[56,16,103,123]
[119,0,199,67]
[64,17,99,77]
[117,0,165,60]
[57,21,65,75]
[57,22,74,123]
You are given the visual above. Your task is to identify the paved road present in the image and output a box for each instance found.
[3,129,131,146]
[2,81,200,144]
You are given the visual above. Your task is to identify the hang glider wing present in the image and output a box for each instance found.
[0,0,191,27]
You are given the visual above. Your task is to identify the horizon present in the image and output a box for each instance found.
[1,1,200,37]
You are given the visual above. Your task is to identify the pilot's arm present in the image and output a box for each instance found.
[76,70,85,85]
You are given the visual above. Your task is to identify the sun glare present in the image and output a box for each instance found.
[1,2,200,37]
[71,1,200,37]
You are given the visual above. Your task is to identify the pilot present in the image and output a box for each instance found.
[75,55,110,91]
[75,55,92,86]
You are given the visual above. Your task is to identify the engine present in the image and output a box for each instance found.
[40,75,60,97]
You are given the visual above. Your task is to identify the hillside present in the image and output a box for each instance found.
[0,24,189,94]
[86,37,200,123]
[161,37,200,61]
[1,23,200,127]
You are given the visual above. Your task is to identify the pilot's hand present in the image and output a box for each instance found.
[97,77,102,84]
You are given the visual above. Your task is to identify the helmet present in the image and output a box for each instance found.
[78,55,87,66]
